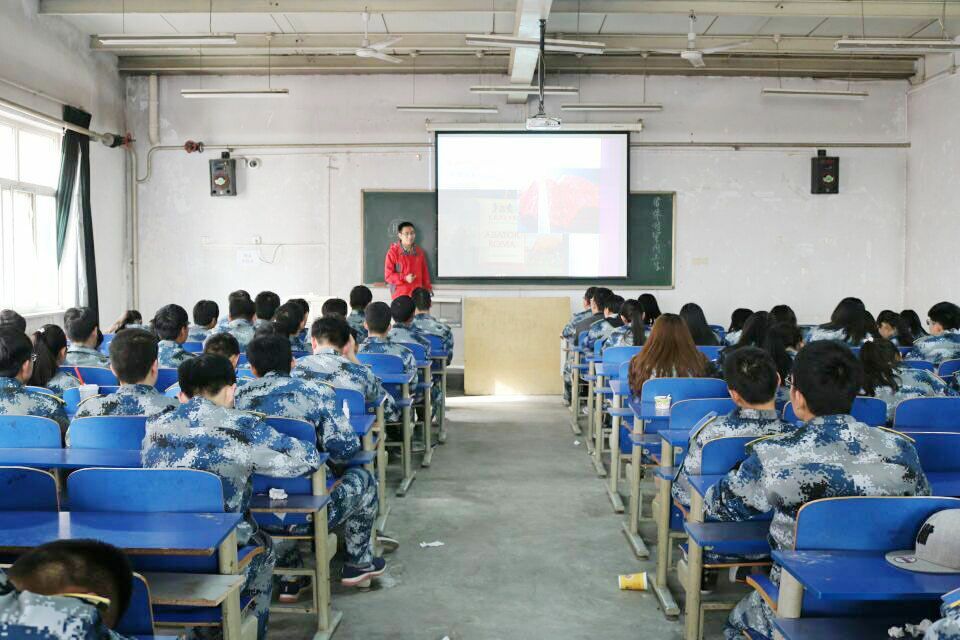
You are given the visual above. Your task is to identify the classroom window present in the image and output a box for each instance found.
[0,112,80,314]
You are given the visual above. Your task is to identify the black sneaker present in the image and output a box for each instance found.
[341,557,386,588]
[278,577,311,603]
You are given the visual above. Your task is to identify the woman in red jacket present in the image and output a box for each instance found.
[384,221,432,299]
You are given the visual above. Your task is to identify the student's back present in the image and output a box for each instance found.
[860,338,956,422]
[679,302,720,346]
[627,314,714,402]
[907,302,960,365]
[806,297,869,346]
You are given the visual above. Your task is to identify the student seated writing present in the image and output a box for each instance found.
[63,307,110,367]
[703,340,930,640]
[73,328,178,420]
[907,302,960,365]
[153,304,195,368]
[860,337,956,423]
[0,328,68,433]
[143,354,322,640]
[188,299,219,343]
[29,324,81,396]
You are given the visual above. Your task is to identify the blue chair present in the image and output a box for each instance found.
[902,360,936,372]
[63,385,120,417]
[67,416,148,450]
[398,341,429,362]
[252,417,317,498]
[783,396,887,427]
[670,398,737,432]
[59,366,118,386]
[182,341,203,353]
[0,467,58,510]
[601,346,642,380]
[164,383,181,398]
[236,368,255,379]
[909,432,960,472]
[697,345,722,361]
[425,334,447,357]
[237,353,248,366]
[155,369,178,391]
[708,325,726,341]
[98,333,116,356]
[291,350,310,360]
[0,416,61,448]
[938,359,960,379]
[699,435,758,475]
[116,573,157,638]
[333,387,366,418]
[894,397,960,432]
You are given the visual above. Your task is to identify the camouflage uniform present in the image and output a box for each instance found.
[143,397,321,640]
[157,340,195,369]
[293,348,401,422]
[233,372,377,571]
[360,337,420,389]
[805,326,861,346]
[869,366,958,423]
[63,346,110,367]
[412,312,454,356]
[388,325,443,416]
[907,330,960,366]
[289,334,309,353]
[209,319,256,350]
[704,414,930,639]
[347,310,367,341]
[563,312,604,400]
[0,377,69,433]
[46,371,81,397]
[582,317,623,352]
[724,330,742,346]
[928,593,960,640]
[0,569,132,640]
[253,319,271,331]
[187,324,211,343]
[74,383,178,419]
[603,325,634,351]
[672,408,797,509]
[562,308,593,340]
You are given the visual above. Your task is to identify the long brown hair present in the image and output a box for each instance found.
[628,314,710,395]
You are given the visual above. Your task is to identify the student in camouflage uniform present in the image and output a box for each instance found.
[562,287,598,342]
[153,304,195,369]
[272,302,309,352]
[704,340,930,640]
[673,347,797,509]
[286,298,312,349]
[143,354,322,640]
[348,285,373,339]
[73,329,178,421]
[209,297,257,350]
[582,294,625,352]
[907,302,960,366]
[234,335,384,600]
[0,539,136,640]
[0,328,68,433]
[215,290,251,329]
[322,298,366,344]
[603,299,642,351]
[63,307,110,367]
[388,295,444,417]
[928,590,960,640]
[861,338,957,422]
[253,291,281,331]
[805,297,871,346]
[360,302,420,388]
[564,288,610,401]
[28,324,81,397]
[188,300,219,343]
[293,316,401,423]
[411,287,454,358]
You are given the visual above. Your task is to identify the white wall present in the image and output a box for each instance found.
[127,72,909,361]
[905,65,960,315]
[0,1,127,328]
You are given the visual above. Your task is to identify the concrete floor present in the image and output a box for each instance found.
[272,396,733,639]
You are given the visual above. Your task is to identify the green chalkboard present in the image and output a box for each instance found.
[361,190,674,287]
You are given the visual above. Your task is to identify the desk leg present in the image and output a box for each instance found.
[397,383,417,497]
[607,393,624,513]
[777,571,804,619]
[653,435,680,618]
[682,492,705,640]
[217,531,242,640]
[592,373,607,477]
[438,362,448,443]
[585,371,596,456]
[621,423,650,558]
[570,352,582,434]
[374,406,390,533]
[421,365,433,468]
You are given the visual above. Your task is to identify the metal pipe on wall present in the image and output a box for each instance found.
[148,75,160,146]
[0,96,117,144]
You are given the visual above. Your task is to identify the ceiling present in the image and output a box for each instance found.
[39,0,960,93]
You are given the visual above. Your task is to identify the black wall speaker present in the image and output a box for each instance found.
[811,149,839,194]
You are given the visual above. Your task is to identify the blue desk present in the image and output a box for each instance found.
[609,379,625,396]
[773,617,920,640]
[660,429,692,449]
[929,471,960,497]
[0,511,241,555]
[0,448,142,469]
[687,474,724,502]
[684,521,771,556]
[349,415,376,437]
[346,451,376,467]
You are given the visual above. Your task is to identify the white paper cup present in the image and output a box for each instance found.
[78,384,99,401]
[654,395,671,414]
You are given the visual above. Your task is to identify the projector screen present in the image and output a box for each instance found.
[436,132,629,279]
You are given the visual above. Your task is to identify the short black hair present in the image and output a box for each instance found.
[321,298,348,318]
[192,300,219,327]
[153,304,189,341]
[229,297,255,321]
[64,307,99,343]
[791,340,864,417]
[178,354,236,398]
[228,290,250,302]
[592,288,613,311]
[273,302,304,338]
[254,291,281,320]
[928,302,960,331]
[723,346,779,405]
[311,316,351,349]
[247,335,292,376]
[397,221,414,233]
[411,287,432,311]
[0,327,32,378]
[0,309,26,333]
[604,294,625,315]
[350,286,373,310]
[109,329,159,384]
[583,286,598,302]
[9,539,134,627]
[391,296,416,324]
[287,298,310,319]
[365,302,392,333]
[204,333,240,359]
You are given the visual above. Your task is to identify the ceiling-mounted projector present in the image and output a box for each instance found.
[526,114,562,130]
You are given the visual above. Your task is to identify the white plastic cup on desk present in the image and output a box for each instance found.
[654,395,671,415]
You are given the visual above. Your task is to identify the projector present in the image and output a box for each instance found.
[526,114,562,130]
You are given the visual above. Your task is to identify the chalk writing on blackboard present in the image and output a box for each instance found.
[651,196,663,272]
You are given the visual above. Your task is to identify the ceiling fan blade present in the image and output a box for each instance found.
[369,35,403,50]
[688,56,706,68]
[699,40,752,54]
[649,48,683,55]
[368,51,404,63]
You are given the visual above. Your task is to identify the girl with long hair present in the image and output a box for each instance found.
[29,324,81,396]
[860,337,955,423]
[627,314,714,404]
[637,293,662,327]
[807,297,871,346]
[724,308,752,346]
[679,302,720,346]
[604,299,646,350]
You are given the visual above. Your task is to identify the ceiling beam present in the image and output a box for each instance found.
[506,0,552,104]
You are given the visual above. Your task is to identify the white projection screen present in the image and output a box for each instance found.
[436,132,629,279]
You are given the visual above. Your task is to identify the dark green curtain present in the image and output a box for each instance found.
[54,106,99,318]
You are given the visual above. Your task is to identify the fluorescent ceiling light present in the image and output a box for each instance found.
[465,34,604,54]
[181,89,290,99]
[97,34,237,46]
[396,105,498,114]
[425,121,643,133]
[561,103,662,112]
[470,85,578,95]
[761,88,868,99]
[834,38,960,53]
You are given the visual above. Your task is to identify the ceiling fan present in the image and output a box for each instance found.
[353,10,403,63]
[651,11,750,68]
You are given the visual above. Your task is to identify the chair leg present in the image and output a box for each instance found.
[397,383,417,497]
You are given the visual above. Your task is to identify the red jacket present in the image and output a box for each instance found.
[384,242,432,298]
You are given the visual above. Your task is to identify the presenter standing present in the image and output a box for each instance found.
[384,221,432,299]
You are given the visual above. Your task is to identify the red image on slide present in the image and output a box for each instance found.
[518,174,600,233]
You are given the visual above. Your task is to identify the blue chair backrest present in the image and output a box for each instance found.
[938,359,960,379]
[60,366,118,386]
[116,573,154,637]
[253,417,316,495]
[0,467,58,510]
[292,349,310,360]
[398,342,428,362]
[182,341,203,353]
[63,386,120,417]
[640,377,729,404]
[795,496,960,551]
[68,416,148,450]
[902,360,936,373]
[909,432,960,472]
[697,346,722,361]
[0,416,61,448]
[425,334,445,355]
[700,435,757,475]
[894,397,960,432]
[604,347,642,377]
[357,352,405,374]
[670,397,737,431]
[236,368,255,379]
[164,382,180,398]
[68,468,225,513]
[617,362,632,391]
[333,387,366,417]
[237,353,248,365]
[98,333,115,356]
[708,325,726,340]
[783,396,887,427]
[155,368,178,391]
[577,330,589,347]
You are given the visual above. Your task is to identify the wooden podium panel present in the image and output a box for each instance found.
[463,297,569,396]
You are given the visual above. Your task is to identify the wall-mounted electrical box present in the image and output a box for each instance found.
[210,152,237,197]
